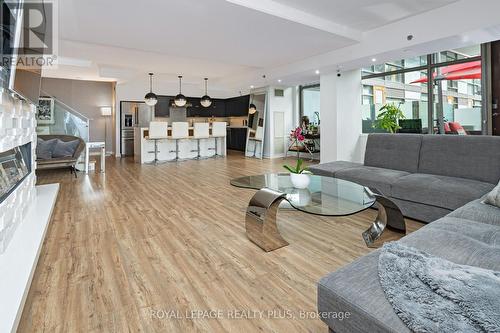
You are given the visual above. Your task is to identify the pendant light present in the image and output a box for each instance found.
[200,78,212,107]
[144,73,158,106]
[174,75,187,107]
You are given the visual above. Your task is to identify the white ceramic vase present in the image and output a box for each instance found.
[290,173,311,189]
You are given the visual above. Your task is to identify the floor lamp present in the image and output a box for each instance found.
[100,107,112,153]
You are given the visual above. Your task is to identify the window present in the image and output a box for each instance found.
[362,70,429,133]
[362,85,373,105]
[299,84,320,125]
[361,45,483,134]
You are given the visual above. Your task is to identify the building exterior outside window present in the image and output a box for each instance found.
[361,45,483,134]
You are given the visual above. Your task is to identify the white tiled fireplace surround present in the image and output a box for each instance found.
[0,89,37,252]
[0,88,59,333]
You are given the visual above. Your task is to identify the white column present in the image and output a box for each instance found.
[320,69,363,163]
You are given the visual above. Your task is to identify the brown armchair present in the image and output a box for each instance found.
[36,135,85,178]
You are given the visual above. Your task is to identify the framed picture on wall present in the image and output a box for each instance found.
[37,97,55,125]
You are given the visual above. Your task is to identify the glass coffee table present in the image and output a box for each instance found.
[230,173,406,251]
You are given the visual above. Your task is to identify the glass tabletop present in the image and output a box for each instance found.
[230,173,376,216]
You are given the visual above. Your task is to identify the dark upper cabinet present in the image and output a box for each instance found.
[155,95,171,117]
[156,94,249,118]
[203,99,226,117]
[226,95,249,117]
[186,97,202,117]
[188,98,226,117]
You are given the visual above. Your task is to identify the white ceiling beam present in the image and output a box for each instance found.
[225,0,362,42]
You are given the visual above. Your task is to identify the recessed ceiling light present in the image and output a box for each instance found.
[278,79,282,83]
[371,58,377,62]
[250,85,254,89]
[315,70,320,75]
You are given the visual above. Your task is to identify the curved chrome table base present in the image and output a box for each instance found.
[245,188,289,252]
[243,185,406,252]
[362,194,406,248]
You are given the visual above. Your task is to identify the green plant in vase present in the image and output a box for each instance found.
[283,159,312,189]
[373,103,405,133]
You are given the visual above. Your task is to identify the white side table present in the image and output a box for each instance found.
[85,142,106,174]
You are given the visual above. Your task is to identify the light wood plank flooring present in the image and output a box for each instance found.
[18,152,423,332]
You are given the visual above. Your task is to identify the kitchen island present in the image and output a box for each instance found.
[134,127,226,164]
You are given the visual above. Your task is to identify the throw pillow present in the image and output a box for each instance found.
[52,139,79,158]
[448,122,467,135]
[484,180,500,208]
[36,138,58,160]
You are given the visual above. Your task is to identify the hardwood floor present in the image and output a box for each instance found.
[18,152,423,332]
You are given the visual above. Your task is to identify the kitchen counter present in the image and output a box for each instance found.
[134,127,226,164]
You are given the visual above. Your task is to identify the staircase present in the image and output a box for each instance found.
[36,91,90,142]
[36,92,91,170]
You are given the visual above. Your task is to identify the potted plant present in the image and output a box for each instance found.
[373,103,405,133]
[283,159,312,189]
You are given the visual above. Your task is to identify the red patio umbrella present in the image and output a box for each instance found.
[410,60,481,84]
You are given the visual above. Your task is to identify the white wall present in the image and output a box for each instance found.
[320,69,364,163]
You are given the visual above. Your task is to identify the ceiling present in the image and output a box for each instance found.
[42,0,500,95]
[271,0,457,31]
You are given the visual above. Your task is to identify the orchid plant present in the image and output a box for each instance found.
[290,127,305,141]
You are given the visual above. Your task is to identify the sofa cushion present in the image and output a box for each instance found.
[335,166,409,196]
[318,216,500,333]
[37,157,76,164]
[52,139,80,158]
[390,197,451,223]
[36,138,58,160]
[484,180,500,208]
[364,133,422,173]
[402,217,500,269]
[392,173,494,210]
[448,197,500,227]
[308,161,362,177]
[318,251,411,333]
[418,135,500,184]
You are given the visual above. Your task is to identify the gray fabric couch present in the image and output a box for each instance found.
[309,134,500,223]
[311,134,500,333]
[36,135,85,178]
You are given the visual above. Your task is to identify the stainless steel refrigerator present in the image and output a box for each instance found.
[120,101,152,156]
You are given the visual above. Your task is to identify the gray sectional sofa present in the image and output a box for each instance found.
[310,134,500,223]
[309,134,500,333]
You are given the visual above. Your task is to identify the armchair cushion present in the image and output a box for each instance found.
[52,139,80,158]
[36,138,58,160]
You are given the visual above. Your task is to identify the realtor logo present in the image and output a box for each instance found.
[20,1,53,54]
[1,0,57,67]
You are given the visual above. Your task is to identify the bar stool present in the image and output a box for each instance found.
[147,121,168,165]
[210,122,227,158]
[170,122,189,161]
[191,123,210,159]
[253,126,264,157]
[247,126,264,158]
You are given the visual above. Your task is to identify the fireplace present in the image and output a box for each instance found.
[0,142,32,204]
[0,141,35,254]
